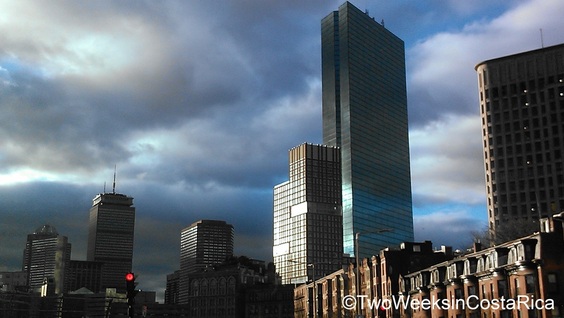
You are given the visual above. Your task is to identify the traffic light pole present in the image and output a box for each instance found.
[125,272,138,318]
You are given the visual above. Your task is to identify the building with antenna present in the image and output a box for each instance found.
[476,43,564,241]
[86,173,135,292]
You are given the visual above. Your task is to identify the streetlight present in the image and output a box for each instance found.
[288,259,317,318]
[355,228,392,318]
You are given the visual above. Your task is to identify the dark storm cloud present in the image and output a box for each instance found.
[414,208,487,250]
[0,0,332,181]
[0,182,95,270]
[0,72,132,172]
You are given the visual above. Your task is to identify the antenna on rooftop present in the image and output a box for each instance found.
[112,165,116,194]
[103,182,106,193]
[540,28,544,48]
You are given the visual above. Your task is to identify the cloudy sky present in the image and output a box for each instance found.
[2,0,564,299]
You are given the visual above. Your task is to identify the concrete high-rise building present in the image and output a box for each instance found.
[179,219,233,304]
[321,2,414,257]
[180,220,234,274]
[273,143,343,284]
[165,270,180,305]
[87,192,135,291]
[22,224,71,294]
[64,260,103,294]
[476,44,564,239]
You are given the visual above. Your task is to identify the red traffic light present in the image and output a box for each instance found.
[125,272,135,281]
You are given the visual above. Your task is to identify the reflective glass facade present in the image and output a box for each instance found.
[476,44,564,237]
[273,144,343,284]
[322,2,414,258]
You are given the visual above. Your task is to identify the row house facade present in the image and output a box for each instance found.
[294,268,351,318]
[399,217,564,318]
[293,241,454,318]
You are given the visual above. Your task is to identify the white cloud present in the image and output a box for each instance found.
[407,0,564,220]
[410,114,485,205]
[0,2,149,78]
[408,0,564,124]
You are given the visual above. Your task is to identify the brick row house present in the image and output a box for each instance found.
[294,217,563,318]
[400,217,564,318]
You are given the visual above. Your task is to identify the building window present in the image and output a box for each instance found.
[525,274,535,293]
[455,288,463,300]
[547,273,559,294]
[498,280,507,298]
[468,285,476,296]
[437,291,444,300]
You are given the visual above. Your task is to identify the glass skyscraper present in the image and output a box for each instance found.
[273,143,342,284]
[321,2,414,257]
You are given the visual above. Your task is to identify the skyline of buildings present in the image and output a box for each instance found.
[87,192,136,291]
[476,43,564,240]
[2,1,564,316]
[273,143,343,284]
[321,1,414,258]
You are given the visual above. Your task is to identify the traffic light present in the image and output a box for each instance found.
[377,305,387,318]
[125,272,138,318]
[125,272,134,284]
[125,272,137,298]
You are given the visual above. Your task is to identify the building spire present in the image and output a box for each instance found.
[112,165,116,194]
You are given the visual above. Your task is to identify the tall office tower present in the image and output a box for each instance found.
[87,192,135,291]
[179,219,234,303]
[321,2,414,257]
[22,224,71,294]
[273,143,343,284]
[476,44,564,240]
